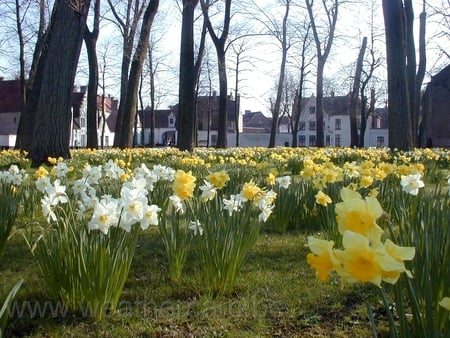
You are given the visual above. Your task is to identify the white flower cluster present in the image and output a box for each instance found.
[0,164,28,186]
[223,190,277,223]
[36,161,179,235]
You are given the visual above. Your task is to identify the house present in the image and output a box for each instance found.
[137,94,241,146]
[294,93,389,147]
[0,79,118,148]
[422,65,450,147]
[0,79,22,148]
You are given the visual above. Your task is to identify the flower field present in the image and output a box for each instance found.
[0,146,449,337]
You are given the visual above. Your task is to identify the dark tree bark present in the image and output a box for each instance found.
[269,0,290,148]
[201,0,232,148]
[306,0,338,147]
[16,0,91,166]
[178,0,200,151]
[382,0,413,150]
[15,0,47,151]
[119,0,159,148]
[84,0,100,149]
[349,37,367,147]
[110,0,146,147]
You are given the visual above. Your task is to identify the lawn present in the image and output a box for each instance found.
[0,147,449,337]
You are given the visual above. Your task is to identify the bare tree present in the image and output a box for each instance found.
[200,0,232,148]
[348,37,367,147]
[305,0,339,147]
[84,0,100,149]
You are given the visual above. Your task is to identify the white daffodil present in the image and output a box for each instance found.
[400,173,424,196]
[54,161,70,178]
[223,194,245,216]
[276,175,292,189]
[35,176,52,193]
[119,187,148,231]
[169,195,184,213]
[188,220,204,236]
[200,180,217,201]
[88,198,119,234]
[140,204,161,229]
[45,179,69,205]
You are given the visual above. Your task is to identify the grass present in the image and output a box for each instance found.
[1,227,390,337]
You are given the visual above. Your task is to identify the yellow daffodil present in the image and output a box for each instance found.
[306,236,337,281]
[172,170,196,200]
[241,180,263,201]
[335,187,384,244]
[315,190,332,206]
[381,239,415,283]
[335,231,405,287]
[206,170,230,189]
[266,172,276,186]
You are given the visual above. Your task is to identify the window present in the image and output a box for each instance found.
[298,135,306,147]
[335,118,341,130]
[105,136,109,146]
[335,134,341,147]
[299,121,305,131]
[377,136,384,147]
[326,135,331,146]
[211,134,217,146]
[309,106,316,114]
[309,135,316,146]
[13,117,17,124]
[309,121,316,131]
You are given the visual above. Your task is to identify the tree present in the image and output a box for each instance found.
[84,0,100,149]
[268,0,290,148]
[119,0,159,148]
[178,0,205,151]
[305,0,339,147]
[348,37,367,147]
[15,0,92,166]
[200,0,232,148]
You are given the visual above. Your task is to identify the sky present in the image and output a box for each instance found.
[1,0,449,116]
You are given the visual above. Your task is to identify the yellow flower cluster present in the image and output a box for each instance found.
[172,170,196,200]
[206,170,230,189]
[307,187,415,288]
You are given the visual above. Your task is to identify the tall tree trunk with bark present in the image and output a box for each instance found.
[119,0,159,148]
[349,37,367,147]
[382,0,413,150]
[269,0,290,148]
[84,0,100,149]
[15,0,47,151]
[16,0,92,166]
[178,0,199,151]
[201,0,231,148]
[306,0,338,148]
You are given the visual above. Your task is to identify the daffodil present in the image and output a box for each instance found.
[88,198,120,234]
[381,239,415,283]
[315,190,332,206]
[306,236,337,281]
[400,173,425,196]
[334,231,405,287]
[140,204,161,229]
[206,170,230,189]
[199,180,217,201]
[241,180,263,201]
[335,187,384,244]
[172,170,196,200]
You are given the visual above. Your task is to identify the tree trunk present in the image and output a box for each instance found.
[315,60,325,147]
[216,51,228,148]
[269,0,290,148]
[119,0,159,148]
[17,0,91,166]
[84,0,100,149]
[349,37,367,147]
[177,0,199,152]
[201,0,231,149]
[382,0,413,150]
